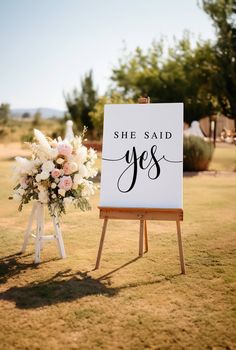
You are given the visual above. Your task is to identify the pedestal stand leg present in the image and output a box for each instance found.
[40,205,45,251]
[139,220,144,257]
[52,213,66,259]
[176,221,186,274]
[95,218,108,270]
[35,203,44,264]
[21,203,37,253]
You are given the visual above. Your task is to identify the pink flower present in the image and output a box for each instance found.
[20,177,28,189]
[57,142,73,157]
[51,168,61,178]
[63,162,78,175]
[58,176,73,191]
[63,162,72,175]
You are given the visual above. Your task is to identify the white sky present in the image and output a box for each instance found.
[0,0,216,110]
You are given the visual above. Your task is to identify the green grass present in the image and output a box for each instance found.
[0,152,236,349]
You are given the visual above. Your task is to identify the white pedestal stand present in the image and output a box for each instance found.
[21,202,66,263]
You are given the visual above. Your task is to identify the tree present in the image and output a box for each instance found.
[89,92,134,138]
[22,112,30,119]
[202,0,236,128]
[65,70,98,133]
[32,110,42,127]
[0,103,10,124]
[111,36,218,124]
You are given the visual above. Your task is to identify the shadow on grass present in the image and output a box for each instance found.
[0,252,39,284]
[0,256,181,309]
[0,252,63,284]
[97,257,141,281]
[0,269,118,309]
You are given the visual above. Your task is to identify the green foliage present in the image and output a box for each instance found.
[111,36,218,124]
[48,197,66,217]
[65,70,98,134]
[20,132,34,143]
[21,112,30,119]
[0,103,10,124]
[111,1,236,126]
[32,110,42,127]
[74,196,91,212]
[89,92,134,138]
[202,0,236,125]
[184,136,214,171]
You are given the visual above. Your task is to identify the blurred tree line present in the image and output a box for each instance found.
[65,0,236,137]
[0,103,10,124]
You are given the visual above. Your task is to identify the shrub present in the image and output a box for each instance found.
[21,133,34,143]
[183,136,214,171]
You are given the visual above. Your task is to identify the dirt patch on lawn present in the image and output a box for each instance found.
[0,143,30,160]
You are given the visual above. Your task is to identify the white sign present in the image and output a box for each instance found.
[100,103,183,209]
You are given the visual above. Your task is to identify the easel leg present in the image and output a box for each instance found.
[139,220,144,257]
[35,203,44,264]
[21,203,37,253]
[95,218,108,270]
[144,220,148,253]
[176,221,186,274]
[52,213,66,259]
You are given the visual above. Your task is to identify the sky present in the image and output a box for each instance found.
[0,0,216,110]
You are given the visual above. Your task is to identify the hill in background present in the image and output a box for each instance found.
[11,108,65,119]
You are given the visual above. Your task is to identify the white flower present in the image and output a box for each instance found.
[73,173,83,186]
[68,162,78,173]
[49,148,58,159]
[14,157,37,176]
[58,188,66,197]
[40,171,50,180]
[36,173,42,182]
[56,158,64,165]
[75,146,87,163]
[54,178,60,183]
[63,196,74,205]
[13,193,22,201]
[18,188,25,196]
[51,182,57,189]
[34,129,51,152]
[88,148,97,162]
[50,140,58,148]
[52,194,57,199]
[79,164,89,178]
[81,180,94,197]
[86,163,98,178]
[42,160,55,173]
[72,135,82,149]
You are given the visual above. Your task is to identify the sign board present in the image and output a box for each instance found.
[100,103,183,209]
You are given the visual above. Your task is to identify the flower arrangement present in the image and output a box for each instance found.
[9,128,97,216]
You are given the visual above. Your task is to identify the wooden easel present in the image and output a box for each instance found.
[21,202,66,263]
[95,97,185,274]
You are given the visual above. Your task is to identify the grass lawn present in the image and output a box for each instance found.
[0,148,235,349]
[209,144,236,172]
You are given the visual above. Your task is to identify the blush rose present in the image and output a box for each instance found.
[51,168,61,178]
[58,176,73,191]
[63,162,78,175]
[57,142,73,157]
